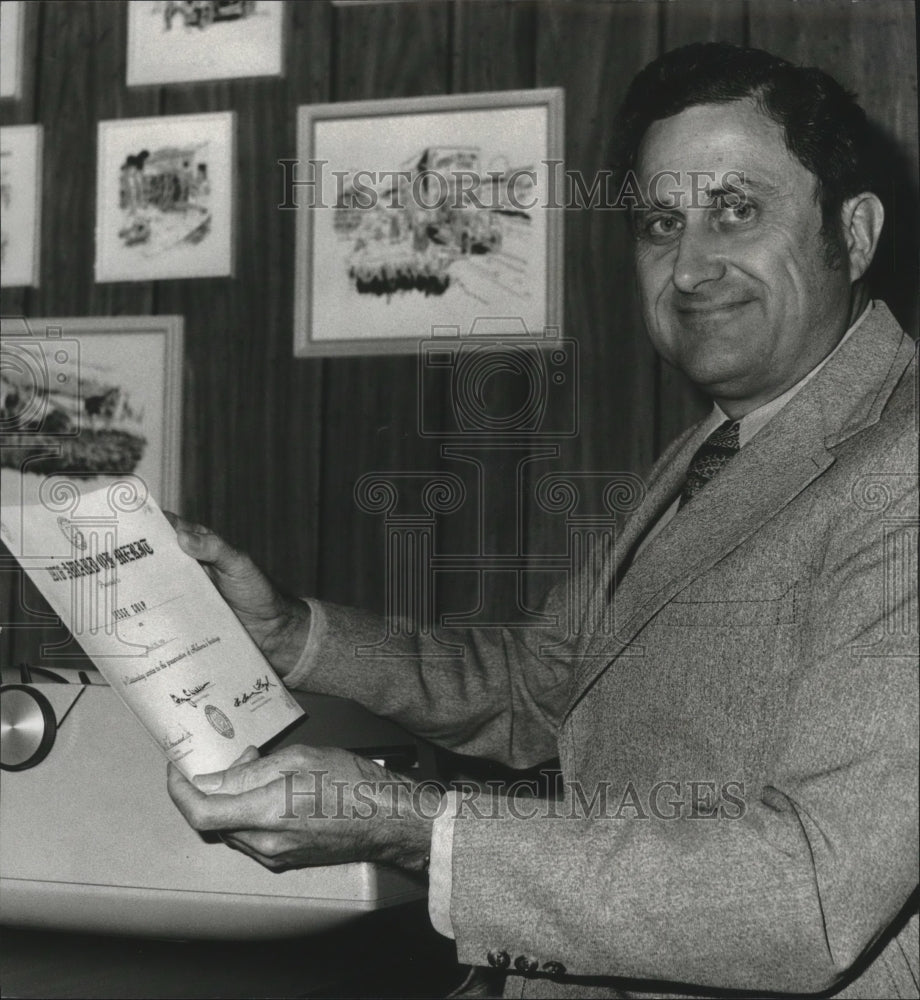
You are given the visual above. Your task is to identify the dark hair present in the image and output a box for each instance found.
[613,42,876,234]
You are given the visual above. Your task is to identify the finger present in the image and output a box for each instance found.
[165,515,240,569]
[173,524,223,563]
[220,832,265,861]
[220,832,289,871]
[163,511,208,535]
[194,747,308,796]
[224,829,292,859]
[167,761,208,824]
[170,771,285,833]
[232,745,261,767]
[191,746,261,793]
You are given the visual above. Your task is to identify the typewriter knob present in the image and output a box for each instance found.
[0,685,57,771]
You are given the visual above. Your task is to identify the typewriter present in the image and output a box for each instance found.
[1,667,435,939]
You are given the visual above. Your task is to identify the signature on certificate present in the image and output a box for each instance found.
[233,675,276,707]
[170,681,212,706]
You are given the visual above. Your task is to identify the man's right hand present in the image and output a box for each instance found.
[163,513,310,679]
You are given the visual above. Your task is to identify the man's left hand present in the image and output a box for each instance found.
[167,745,440,874]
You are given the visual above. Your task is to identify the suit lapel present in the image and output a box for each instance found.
[609,421,710,577]
[564,302,915,713]
[561,420,714,655]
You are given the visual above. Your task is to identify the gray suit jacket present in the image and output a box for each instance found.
[290,302,918,998]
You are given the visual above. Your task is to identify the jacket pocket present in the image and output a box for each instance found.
[654,583,797,628]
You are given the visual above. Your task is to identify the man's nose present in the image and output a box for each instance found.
[671,222,726,293]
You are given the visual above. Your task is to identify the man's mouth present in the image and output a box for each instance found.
[676,299,753,316]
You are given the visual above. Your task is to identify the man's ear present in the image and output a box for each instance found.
[841,192,884,281]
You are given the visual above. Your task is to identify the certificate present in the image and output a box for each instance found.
[1,479,303,777]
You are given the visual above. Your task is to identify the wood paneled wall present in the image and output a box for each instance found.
[2,0,917,673]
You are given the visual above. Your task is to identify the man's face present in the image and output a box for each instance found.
[633,99,854,415]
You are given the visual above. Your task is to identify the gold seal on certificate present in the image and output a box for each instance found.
[204,705,235,740]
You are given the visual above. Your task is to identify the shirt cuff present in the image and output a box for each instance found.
[280,598,328,690]
[428,790,459,940]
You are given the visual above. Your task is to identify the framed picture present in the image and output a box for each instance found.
[0,0,23,100]
[293,89,564,357]
[0,124,42,287]
[95,112,235,282]
[0,316,184,518]
[126,0,284,86]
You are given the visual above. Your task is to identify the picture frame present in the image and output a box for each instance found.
[126,0,284,87]
[0,124,42,288]
[95,112,235,283]
[0,315,184,518]
[0,0,23,100]
[293,89,565,357]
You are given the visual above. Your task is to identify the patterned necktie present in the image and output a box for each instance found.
[678,419,741,509]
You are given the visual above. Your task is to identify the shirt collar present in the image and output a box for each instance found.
[708,302,873,447]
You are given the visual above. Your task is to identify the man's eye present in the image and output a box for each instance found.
[719,200,757,225]
[643,214,684,239]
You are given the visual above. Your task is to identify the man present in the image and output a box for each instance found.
[168,44,918,998]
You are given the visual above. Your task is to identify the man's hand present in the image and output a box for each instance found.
[167,746,440,874]
[163,513,310,678]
